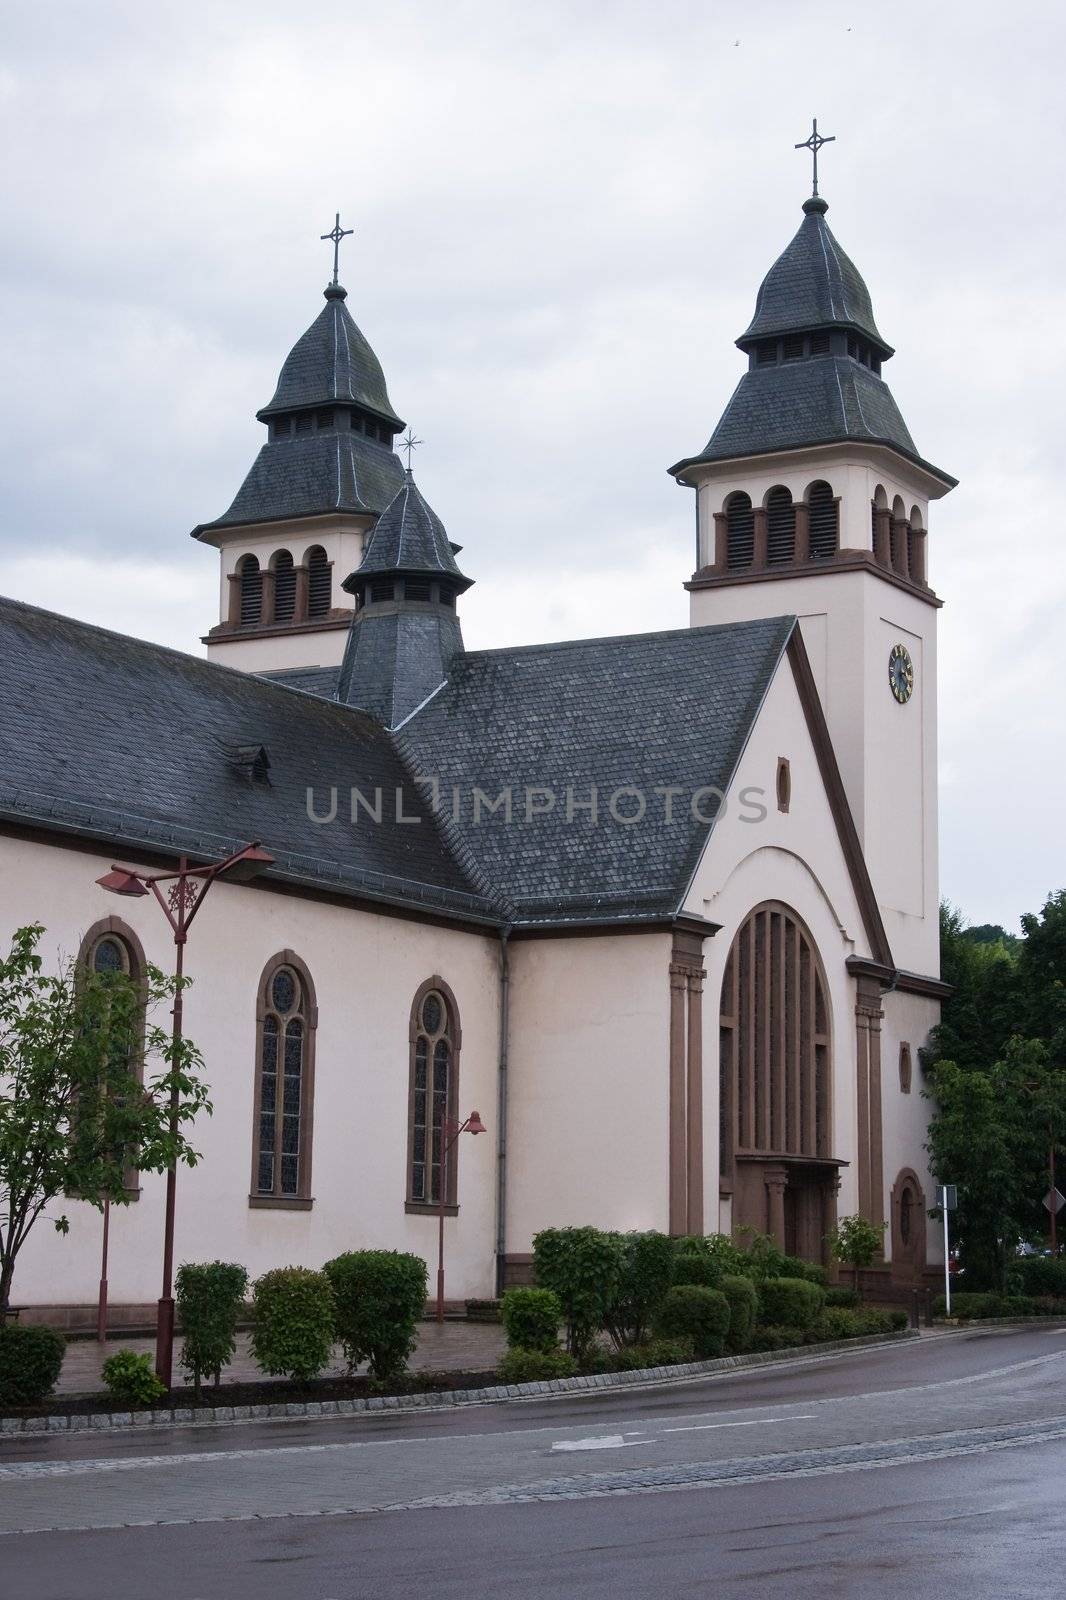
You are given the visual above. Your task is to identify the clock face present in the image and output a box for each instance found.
[888,643,914,704]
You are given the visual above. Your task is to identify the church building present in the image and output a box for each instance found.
[0,169,953,1320]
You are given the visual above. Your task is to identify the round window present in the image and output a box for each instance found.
[93,938,126,975]
[271,968,298,1014]
[421,992,444,1035]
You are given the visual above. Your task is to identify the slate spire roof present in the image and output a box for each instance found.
[350,470,473,589]
[670,195,955,486]
[192,281,406,538]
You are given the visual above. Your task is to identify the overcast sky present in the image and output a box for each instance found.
[2,0,1063,932]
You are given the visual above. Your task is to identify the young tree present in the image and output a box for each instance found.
[0,924,211,1316]
[826,1214,886,1296]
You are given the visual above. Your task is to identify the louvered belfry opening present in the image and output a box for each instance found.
[766,487,796,565]
[273,550,296,623]
[726,492,755,569]
[239,556,262,626]
[306,547,332,618]
[807,481,838,560]
[719,904,831,1177]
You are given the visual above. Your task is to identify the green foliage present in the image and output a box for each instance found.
[532,1227,623,1357]
[497,1347,577,1384]
[653,1284,731,1360]
[0,924,211,1314]
[929,902,1021,1075]
[824,1286,861,1309]
[609,1338,692,1371]
[176,1261,248,1394]
[603,1231,676,1347]
[322,1251,427,1379]
[932,1291,1066,1320]
[719,1274,758,1353]
[500,1288,562,1353]
[748,1324,805,1353]
[673,1248,721,1288]
[1017,1257,1066,1298]
[826,1215,886,1291]
[1018,891,1066,1056]
[810,1306,904,1341]
[101,1349,166,1407]
[781,1255,828,1286]
[250,1267,335,1382]
[757,1275,824,1331]
[464,1299,501,1322]
[736,1229,789,1279]
[0,1323,65,1406]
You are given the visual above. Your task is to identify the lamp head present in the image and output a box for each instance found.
[96,868,149,898]
[222,843,275,883]
[465,1110,487,1136]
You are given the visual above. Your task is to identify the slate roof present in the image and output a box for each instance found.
[350,473,472,586]
[337,609,466,730]
[258,284,403,426]
[680,356,919,469]
[740,198,890,354]
[0,596,498,924]
[397,617,794,925]
[194,429,406,534]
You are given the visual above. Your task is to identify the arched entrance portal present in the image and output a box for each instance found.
[719,903,844,1261]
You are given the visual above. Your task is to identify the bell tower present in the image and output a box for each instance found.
[670,155,955,976]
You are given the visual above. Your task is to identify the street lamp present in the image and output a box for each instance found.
[96,842,274,1386]
[436,1110,487,1323]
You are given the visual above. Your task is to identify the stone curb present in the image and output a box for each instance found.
[0,1330,917,1437]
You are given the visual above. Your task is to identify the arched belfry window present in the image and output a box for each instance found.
[251,953,316,1207]
[407,979,461,1210]
[766,487,796,565]
[719,904,831,1174]
[273,550,296,624]
[807,482,838,560]
[307,546,332,619]
[239,555,263,626]
[77,919,148,1196]
[725,492,755,570]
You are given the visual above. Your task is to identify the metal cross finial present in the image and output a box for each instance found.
[795,118,835,198]
[320,212,354,286]
[400,429,423,470]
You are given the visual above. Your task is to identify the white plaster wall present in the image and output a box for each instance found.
[683,654,904,1232]
[205,627,350,673]
[0,835,501,1308]
[880,988,944,1269]
[504,932,672,1253]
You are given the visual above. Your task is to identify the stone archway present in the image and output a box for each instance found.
[890,1168,927,1285]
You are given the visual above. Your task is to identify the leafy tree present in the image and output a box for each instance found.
[925,903,1021,1075]
[826,1215,887,1295]
[0,924,211,1316]
[1018,891,1066,1059]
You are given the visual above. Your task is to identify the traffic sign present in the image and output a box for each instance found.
[1043,1189,1065,1215]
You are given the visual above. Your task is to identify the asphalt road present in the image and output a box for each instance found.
[4,1325,1066,1599]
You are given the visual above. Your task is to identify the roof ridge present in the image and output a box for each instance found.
[458,615,795,663]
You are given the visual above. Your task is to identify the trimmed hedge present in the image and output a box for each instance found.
[934,1291,1066,1320]
[654,1285,731,1360]
[1017,1257,1066,1298]
[780,1255,828,1287]
[719,1274,758,1354]
[323,1250,428,1379]
[673,1250,721,1288]
[0,1323,66,1406]
[610,1338,692,1372]
[758,1275,824,1331]
[101,1350,165,1407]
[749,1324,806,1353]
[497,1347,577,1384]
[177,1260,249,1393]
[824,1286,861,1309]
[533,1227,623,1357]
[500,1288,563,1353]
[811,1307,906,1341]
[251,1267,335,1382]
[605,1231,677,1347]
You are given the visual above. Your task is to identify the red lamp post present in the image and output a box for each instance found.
[95,842,273,1386]
[436,1110,487,1323]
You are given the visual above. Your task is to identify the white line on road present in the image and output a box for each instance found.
[663,1414,817,1434]
[551,1435,650,1451]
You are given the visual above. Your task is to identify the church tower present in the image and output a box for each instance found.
[192,223,406,675]
[671,159,955,977]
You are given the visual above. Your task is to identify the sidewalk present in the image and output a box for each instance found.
[57,1318,505,1395]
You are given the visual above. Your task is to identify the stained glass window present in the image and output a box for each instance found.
[93,937,127,975]
[256,962,312,1199]
[409,989,457,1206]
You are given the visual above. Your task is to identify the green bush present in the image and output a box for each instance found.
[757,1275,825,1331]
[934,1291,1047,1320]
[0,1324,66,1407]
[719,1274,758,1353]
[781,1255,828,1286]
[824,1286,861,1309]
[673,1249,721,1288]
[532,1227,623,1357]
[610,1337,692,1371]
[101,1349,166,1408]
[176,1261,249,1394]
[748,1324,805,1353]
[737,1230,788,1279]
[1017,1257,1066,1298]
[604,1231,676,1347]
[251,1267,335,1382]
[810,1306,900,1341]
[497,1347,578,1384]
[654,1284,731,1360]
[500,1288,563,1353]
[322,1250,427,1379]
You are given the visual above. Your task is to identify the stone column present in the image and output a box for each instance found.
[794,502,810,563]
[890,518,910,580]
[765,1165,788,1247]
[669,964,688,1235]
[260,568,277,627]
[752,507,768,570]
[686,970,704,1234]
[294,565,310,623]
[713,512,728,573]
[909,529,927,585]
[226,573,242,627]
[873,508,892,567]
[854,976,886,1231]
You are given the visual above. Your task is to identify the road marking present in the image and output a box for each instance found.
[663,1413,816,1434]
[551,1435,650,1451]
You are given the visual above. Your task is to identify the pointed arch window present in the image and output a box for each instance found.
[407,980,461,1212]
[766,487,796,565]
[273,550,296,623]
[77,919,147,1198]
[239,556,263,626]
[807,482,838,560]
[725,492,755,570]
[307,547,332,618]
[251,953,316,1208]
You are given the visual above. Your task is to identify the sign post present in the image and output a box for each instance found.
[937,1184,957,1315]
